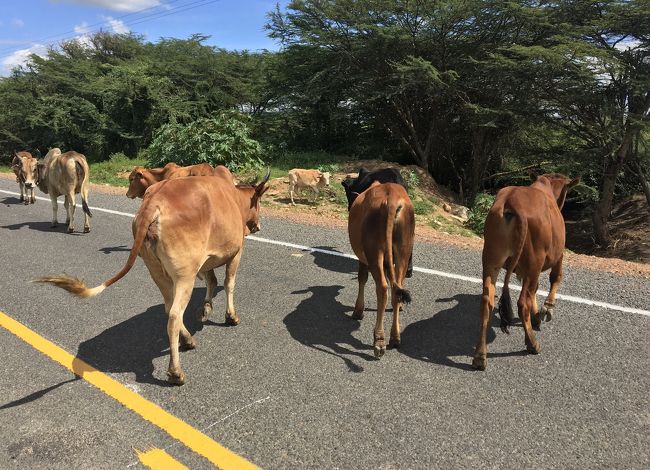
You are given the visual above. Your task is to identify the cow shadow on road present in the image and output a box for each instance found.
[1,220,86,235]
[1,196,22,206]
[309,246,358,275]
[284,285,375,373]
[399,293,500,371]
[74,286,225,386]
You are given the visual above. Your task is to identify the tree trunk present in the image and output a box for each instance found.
[591,130,634,247]
[630,158,650,209]
[467,127,491,204]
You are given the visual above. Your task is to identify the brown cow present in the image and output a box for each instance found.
[11,151,38,204]
[472,173,580,371]
[35,170,270,385]
[37,148,92,233]
[288,168,331,205]
[347,182,415,358]
[125,162,215,199]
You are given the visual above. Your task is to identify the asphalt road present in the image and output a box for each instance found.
[0,178,648,469]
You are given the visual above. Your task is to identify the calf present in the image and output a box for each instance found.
[472,173,580,370]
[347,182,415,358]
[35,170,270,385]
[11,151,38,204]
[126,162,214,199]
[287,168,331,205]
[342,167,413,277]
[37,148,92,233]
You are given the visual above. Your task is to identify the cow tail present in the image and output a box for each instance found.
[33,205,155,299]
[498,208,527,333]
[385,201,412,305]
[75,160,92,217]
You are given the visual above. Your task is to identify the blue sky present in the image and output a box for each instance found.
[0,0,288,75]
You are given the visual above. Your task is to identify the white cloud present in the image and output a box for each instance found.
[52,1,161,13]
[103,16,129,34]
[11,19,25,28]
[74,21,90,34]
[1,44,47,75]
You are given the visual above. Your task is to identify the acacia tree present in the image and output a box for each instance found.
[267,0,577,202]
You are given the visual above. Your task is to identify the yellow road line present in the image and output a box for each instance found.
[137,448,189,469]
[0,310,258,470]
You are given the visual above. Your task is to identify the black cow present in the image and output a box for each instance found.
[342,167,413,277]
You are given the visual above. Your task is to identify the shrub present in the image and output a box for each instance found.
[147,111,264,170]
[466,193,496,235]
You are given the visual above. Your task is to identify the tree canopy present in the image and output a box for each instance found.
[0,0,648,246]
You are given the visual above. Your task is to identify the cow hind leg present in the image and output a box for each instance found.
[64,193,75,233]
[540,257,563,322]
[224,251,243,326]
[518,278,541,355]
[472,267,498,370]
[370,263,388,358]
[166,278,195,385]
[352,263,368,320]
[81,186,91,233]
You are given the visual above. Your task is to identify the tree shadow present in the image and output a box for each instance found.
[74,286,224,386]
[309,246,358,274]
[283,285,375,373]
[99,245,132,255]
[400,293,501,371]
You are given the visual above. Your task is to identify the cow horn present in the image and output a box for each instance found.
[260,168,271,184]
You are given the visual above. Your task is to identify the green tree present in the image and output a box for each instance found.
[147,111,263,170]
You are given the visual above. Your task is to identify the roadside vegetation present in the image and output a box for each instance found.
[1,1,648,253]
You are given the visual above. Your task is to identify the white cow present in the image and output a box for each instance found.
[288,168,331,205]
[37,148,92,233]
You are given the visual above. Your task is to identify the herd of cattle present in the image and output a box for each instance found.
[10,149,579,384]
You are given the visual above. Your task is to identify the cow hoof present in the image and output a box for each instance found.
[167,371,185,386]
[352,309,364,320]
[51,223,58,228]
[83,227,90,233]
[405,268,413,278]
[373,337,386,358]
[472,355,487,371]
[388,338,401,349]
[526,342,541,355]
[23,200,29,206]
[67,227,74,234]
[225,314,240,326]
[181,337,196,350]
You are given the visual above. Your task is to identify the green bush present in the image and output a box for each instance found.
[467,193,496,235]
[147,111,264,170]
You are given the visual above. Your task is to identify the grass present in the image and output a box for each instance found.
[90,155,147,187]
[430,215,477,238]
[1,157,146,188]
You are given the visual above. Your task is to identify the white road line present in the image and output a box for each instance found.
[3,188,649,318]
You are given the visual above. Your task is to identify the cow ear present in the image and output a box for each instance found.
[528,170,539,182]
